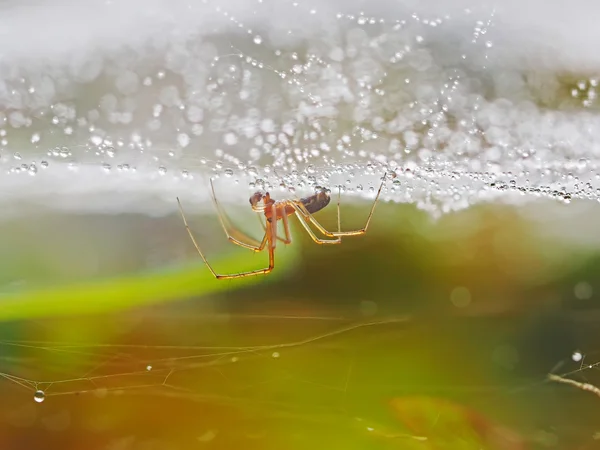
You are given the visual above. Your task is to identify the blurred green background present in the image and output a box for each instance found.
[1,198,600,449]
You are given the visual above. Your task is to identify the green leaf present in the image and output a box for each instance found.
[0,243,298,322]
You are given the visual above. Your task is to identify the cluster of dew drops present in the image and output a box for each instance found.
[1,3,600,215]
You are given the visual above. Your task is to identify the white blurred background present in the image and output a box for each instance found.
[2,0,600,255]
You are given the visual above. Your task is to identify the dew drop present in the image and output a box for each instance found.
[272,351,280,358]
[177,133,190,148]
[253,35,263,45]
[572,351,583,362]
[224,132,238,146]
[224,168,234,177]
[146,365,153,371]
[34,390,45,403]
[158,166,167,175]
[40,160,48,168]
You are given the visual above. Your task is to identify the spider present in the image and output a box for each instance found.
[176,173,387,279]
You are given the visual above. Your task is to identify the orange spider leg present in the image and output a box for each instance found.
[177,197,274,279]
[294,174,386,238]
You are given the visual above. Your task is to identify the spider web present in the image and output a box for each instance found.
[2,0,600,220]
[1,309,600,448]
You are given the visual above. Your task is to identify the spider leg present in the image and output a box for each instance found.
[177,197,274,279]
[294,210,341,245]
[294,174,386,237]
[337,185,341,233]
[210,178,264,251]
[257,214,291,244]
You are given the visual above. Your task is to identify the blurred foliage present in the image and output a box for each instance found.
[2,199,600,449]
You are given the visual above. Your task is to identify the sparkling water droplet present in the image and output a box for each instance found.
[572,351,583,362]
[106,147,116,157]
[158,166,167,175]
[224,168,234,177]
[177,133,190,148]
[224,132,238,146]
[253,35,263,44]
[146,365,153,371]
[40,160,48,168]
[272,351,280,358]
[102,163,111,172]
[34,390,45,403]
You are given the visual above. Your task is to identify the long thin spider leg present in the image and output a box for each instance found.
[177,197,274,279]
[337,185,341,233]
[270,204,278,249]
[294,211,341,245]
[210,179,264,251]
[279,211,293,244]
[294,174,386,237]
[257,214,290,244]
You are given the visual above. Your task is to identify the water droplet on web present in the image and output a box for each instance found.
[34,390,45,403]
[177,133,190,148]
[40,161,48,168]
[13,152,22,160]
[572,351,583,362]
[146,365,152,371]
[253,35,263,45]
[102,163,111,172]
[158,166,167,175]
[224,168,234,177]
[224,132,238,146]
[272,352,280,358]
[106,147,116,158]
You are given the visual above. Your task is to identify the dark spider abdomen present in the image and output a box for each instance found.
[300,191,331,214]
